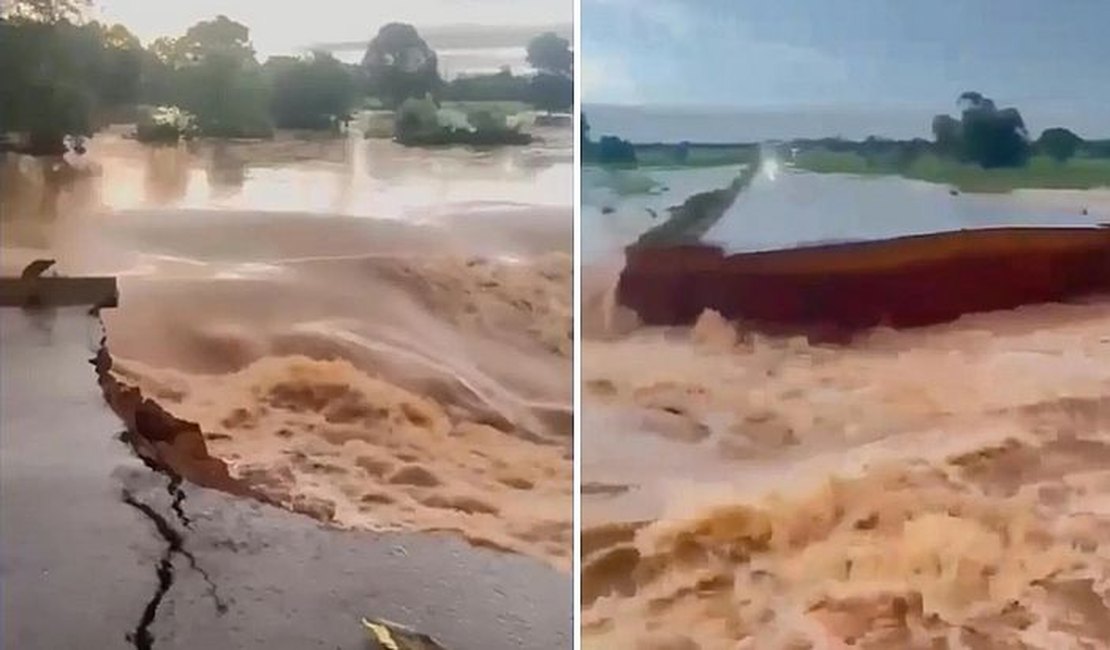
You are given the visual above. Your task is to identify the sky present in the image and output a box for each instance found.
[95,0,571,58]
[582,0,1110,134]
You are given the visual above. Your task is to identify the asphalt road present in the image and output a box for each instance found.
[1,308,571,650]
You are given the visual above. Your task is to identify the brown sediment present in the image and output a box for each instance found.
[618,227,1110,339]
[581,297,1110,648]
[93,253,573,568]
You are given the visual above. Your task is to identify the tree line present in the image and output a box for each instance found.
[802,92,1106,169]
[0,0,573,154]
[583,92,1108,170]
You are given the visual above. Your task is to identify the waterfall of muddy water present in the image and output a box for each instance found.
[582,260,1110,647]
[1,127,573,568]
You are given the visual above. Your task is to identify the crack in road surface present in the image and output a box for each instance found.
[120,483,229,650]
[167,475,192,528]
[121,489,181,650]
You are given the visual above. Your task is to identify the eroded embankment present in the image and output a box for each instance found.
[94,253,574,569]
[619,227,1110,339]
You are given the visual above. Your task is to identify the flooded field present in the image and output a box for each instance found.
[1,127,574,568]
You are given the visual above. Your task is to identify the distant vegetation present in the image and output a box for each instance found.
[392,96,531,146]
[134,105,196,143]
[582,112,759,169]
[362,23,568,146]
[789,92,1110,192]
[1,0,571,154]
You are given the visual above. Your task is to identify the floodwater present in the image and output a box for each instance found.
[580,155,1107,264]
[581,156,1110,646]
[580,165,742,263]
[706,158,1106,253]
[1,126,574,568]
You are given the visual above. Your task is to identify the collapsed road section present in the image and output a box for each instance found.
[1,300,570,648]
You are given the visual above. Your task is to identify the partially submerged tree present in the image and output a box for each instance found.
[528,73,572,114]
[362,23,440,108]
[0,14,109,154]
[265,51,357,130]
[166,16,272,138]
[443,68,529,103]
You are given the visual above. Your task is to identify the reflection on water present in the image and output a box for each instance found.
[1,127,572,275]
[2,126,572,278]
[2,127,571,223]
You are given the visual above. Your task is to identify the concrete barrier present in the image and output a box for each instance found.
[0,260,117,308]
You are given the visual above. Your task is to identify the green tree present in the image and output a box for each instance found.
[528,73,572,113]
[265,51,357,130]
[361,23,440,108]
[394,95,440,141]
[526,32,571,78]
[166,16,272,138]
[1037,127,1083,163]
[172,14,254,66]
[1,0,91,23]
[443,68,529,103]
[148,36,178,64]
[93,22,143,111]
[0,18,103,153]
[931,114,961,157]
[955,91,1029,168]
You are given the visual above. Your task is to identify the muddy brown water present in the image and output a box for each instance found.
[1,128,574,568]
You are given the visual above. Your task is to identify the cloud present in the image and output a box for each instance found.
[97,0,572,54]
[582,49,641,104]
[585,0,693,39]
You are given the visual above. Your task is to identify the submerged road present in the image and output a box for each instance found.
[0,308,571,650]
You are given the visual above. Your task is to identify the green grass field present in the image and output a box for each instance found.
[793,149,1110,193]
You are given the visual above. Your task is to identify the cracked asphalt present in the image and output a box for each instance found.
[1,308,572,650]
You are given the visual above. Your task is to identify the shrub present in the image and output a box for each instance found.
[135,105,197,143]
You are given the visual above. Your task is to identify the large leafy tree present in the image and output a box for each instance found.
[955,91,1030,168]
[265,51,357,130]
[160,16,273,138]
[526,32,572,78]
[1037,127,1084,163]
[930,114,962,158]
[172,14,254,66]
[930,92,1030,168]
[0,2,134,154]
[361,23,441,108]
[1,0,91,23]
